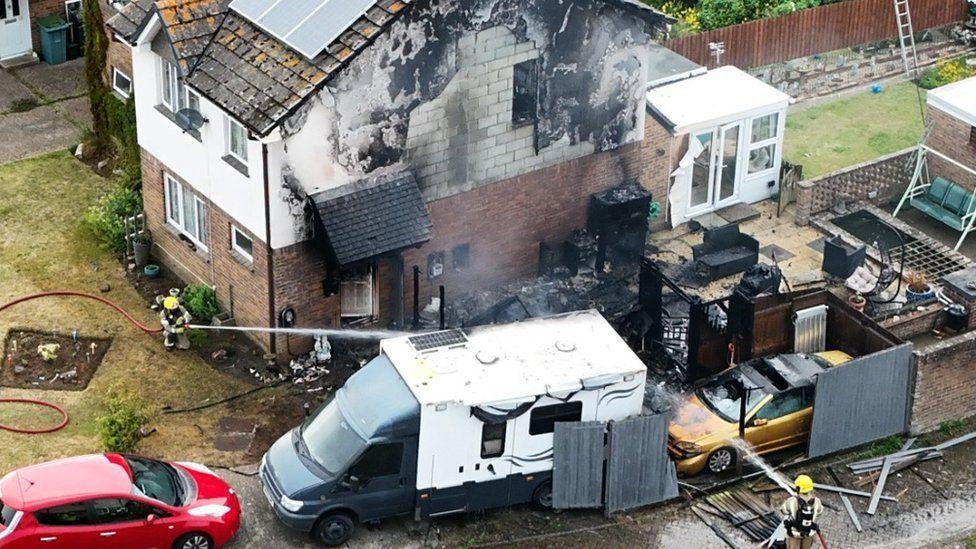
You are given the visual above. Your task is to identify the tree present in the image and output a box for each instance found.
[82,0,111,156]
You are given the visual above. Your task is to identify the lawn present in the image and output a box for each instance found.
[784,81,926,179]
[0,151,272,471]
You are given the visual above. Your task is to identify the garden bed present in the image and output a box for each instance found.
[1,329,110,390]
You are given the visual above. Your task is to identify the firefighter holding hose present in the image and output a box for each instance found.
[780,475,824,549]
[160,295,192,351]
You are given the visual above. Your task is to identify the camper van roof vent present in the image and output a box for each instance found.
[408,329,468,351]
[555,340,576,352]
[475,350,498,364]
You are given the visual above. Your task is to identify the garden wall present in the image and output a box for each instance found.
[911,329,976,433]
[794,148,916,226]
[664,0,968,70]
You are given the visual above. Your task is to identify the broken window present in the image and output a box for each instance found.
[427,251,445,279]
[480,422,506,458]
[452,244,470,270]
[164,173,207,249]
[529,401,583,435]
[340,265,375,318]
[512,60,539,126]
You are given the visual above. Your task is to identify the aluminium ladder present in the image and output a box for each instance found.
[894,0,920,78]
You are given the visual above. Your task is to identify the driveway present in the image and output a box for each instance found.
[0,58,89,164]
[218,469,425,549]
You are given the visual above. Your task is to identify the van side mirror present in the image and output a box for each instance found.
[750,418,768,427]
[145,514,157,526]
[340,475,361,492]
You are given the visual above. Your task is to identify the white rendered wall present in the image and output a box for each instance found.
[131,39,270,248]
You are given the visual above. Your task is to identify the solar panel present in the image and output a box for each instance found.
[230,0,377,59]
[408,330,468,351]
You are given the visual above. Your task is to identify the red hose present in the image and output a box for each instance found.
[0,291,162,334]
[0,399,69,434]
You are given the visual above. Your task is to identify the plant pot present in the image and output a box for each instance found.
[133,240,151,267]
[849,296,866,312]
[143,264,160,278]
[905,285,935,304]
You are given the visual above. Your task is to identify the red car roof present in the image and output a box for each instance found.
[0,454,134,512]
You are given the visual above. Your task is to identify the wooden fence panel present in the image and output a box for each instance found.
[663,0,968,69]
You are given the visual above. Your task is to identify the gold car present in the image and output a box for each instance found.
[668,351,851,476]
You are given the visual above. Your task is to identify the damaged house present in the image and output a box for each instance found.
[105,0,708,355]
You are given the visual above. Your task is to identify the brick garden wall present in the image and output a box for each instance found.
[927,106,976,192]
[402,112,673,310]
[794,148,916,225]
[911,331,976,433]
[28,0,63,53]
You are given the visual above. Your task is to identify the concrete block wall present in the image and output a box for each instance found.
[911,329,976,433]
[405,25,594,202]
[927,106,976,192]
[794,148,916,225]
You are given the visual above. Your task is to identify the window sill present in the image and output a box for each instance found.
[163,222,210,262]
[155,105,202,142]
[229,248,254,271]
[222,155,249,177]
[112,89,131,102]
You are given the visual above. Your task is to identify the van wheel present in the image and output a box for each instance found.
[313,512,356,546]
[532,481,554,510]
[707,447,737,474]
[173,533,213,549]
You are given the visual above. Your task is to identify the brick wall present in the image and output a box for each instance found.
[794,148,916,225]
[141,149,274,350]
[911,330,976,433]
[28,0,63,52]
[401,112,672,309]
[926,106,976,192]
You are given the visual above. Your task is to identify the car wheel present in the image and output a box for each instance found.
[707,447,737,474]
[313,512,356,546]
[532,481,554,510]
[173,533,213,549]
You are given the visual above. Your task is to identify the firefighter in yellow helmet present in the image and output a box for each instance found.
[160,295,192,351]
[780,475,823,549]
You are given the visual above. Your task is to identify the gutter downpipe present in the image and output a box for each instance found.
[262,143,277,355]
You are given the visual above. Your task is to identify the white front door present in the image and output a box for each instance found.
[0,0,32,60]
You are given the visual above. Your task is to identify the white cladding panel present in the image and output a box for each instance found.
[131,39,269,245]
[415,371,646,491]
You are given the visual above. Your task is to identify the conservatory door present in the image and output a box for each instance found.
[713,122,742,209]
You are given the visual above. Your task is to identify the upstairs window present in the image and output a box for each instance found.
[158,58,199,115]
[224,115,249,164]
[512,60,538,126]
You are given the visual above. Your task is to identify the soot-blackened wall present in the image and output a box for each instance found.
[279,0,668,206]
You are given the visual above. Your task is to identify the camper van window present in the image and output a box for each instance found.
[529,401,583,435]
[481,422,506,458]
[348,443,403,481]
[301,399,367,475]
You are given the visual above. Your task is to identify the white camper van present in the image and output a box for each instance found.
[260,310,647,545]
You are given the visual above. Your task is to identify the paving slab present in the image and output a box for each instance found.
[717,201,761,224]
[760,243,795,261]
[0,69,35,113]
[54,95,92,129]
[0,105,81,164]
[11,58,85,101]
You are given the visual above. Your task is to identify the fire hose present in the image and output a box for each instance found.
[0,291,163,434]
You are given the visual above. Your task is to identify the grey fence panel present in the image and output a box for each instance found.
[808,343,914,457]
[605,413,679,515]
[552,421,606,509]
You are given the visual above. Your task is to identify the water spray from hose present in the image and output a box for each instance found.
[185,324,416,341]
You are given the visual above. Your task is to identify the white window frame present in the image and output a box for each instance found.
[340,267,376,319]
[111,67,132,98]
[158,58,200,115]
[163,173,208,250]
[747,113,781,176]
[230,225,254,262]
[224,115,249,164]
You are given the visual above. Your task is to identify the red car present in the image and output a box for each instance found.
[0,454,240,549]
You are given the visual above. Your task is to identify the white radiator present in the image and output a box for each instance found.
[794,305,828,354]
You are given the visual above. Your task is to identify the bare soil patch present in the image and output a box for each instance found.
[1,329,109,390]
